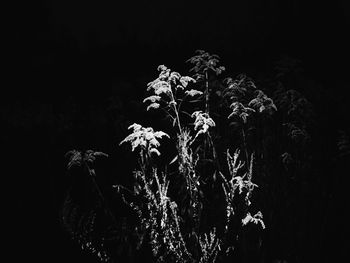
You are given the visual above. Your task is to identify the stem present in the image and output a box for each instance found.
[84,162,118,225]
[241,126,250,164]
[174,104,183,134]
[207,132,221,172]
[169,89,183,134]
[205,70,209,114]
[139,150,147,174]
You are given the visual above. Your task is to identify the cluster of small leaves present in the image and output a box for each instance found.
[228,102,255,124]
[274,88,312,121]
[144,65,199,112]
[119,123,169,156]
[192,111,216,140]
[272,64,314,151]
[223,74,276,125]
[258,57,314,174]
[187,50,225,81]
[241,211,265,229]
[187,50,225,114]
[65,150,108,170]
[144,65,205,134]
[248,90,277,114]
[223,75,257,104]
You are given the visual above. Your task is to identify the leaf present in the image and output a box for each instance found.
[169,155,178,165]
[146,103,160,111]
[185,89,203,97]
[149,148,161,156]
[143,95,161,103]
[187,99,203,103]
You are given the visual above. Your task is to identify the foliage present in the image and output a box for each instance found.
[61,50,326,263]
[114,51,269,263]
[119,123,169,156]
[186,50,225,114]
[62,150,114,262]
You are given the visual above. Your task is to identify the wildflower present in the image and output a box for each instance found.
[191,111,215,140]
[145,65,196,114]
[119,123,169,156]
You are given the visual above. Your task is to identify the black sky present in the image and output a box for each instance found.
[10,0,350,97]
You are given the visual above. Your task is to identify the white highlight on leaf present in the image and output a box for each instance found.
[191,111,215,140]
[248,90,277,113]
[146,103,160,111]
[143,95,161,103]
[185,89,203,97]
[119,123,169,155]
[228,102,255,123]
[179,76,196,88]
[242,211,265,229]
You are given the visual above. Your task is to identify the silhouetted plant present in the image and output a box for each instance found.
[62,50,298,263]
[115,52,268,262]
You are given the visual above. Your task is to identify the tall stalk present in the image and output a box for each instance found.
[205,70,210,114]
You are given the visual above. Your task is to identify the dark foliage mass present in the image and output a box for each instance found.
[6,1,349,263]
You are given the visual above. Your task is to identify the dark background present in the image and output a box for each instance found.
[5,0,350,262]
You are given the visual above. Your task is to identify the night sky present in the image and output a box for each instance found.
[6,0,350,262]
[10,0,350,96]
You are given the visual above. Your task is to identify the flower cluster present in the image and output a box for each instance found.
[119,123,169,156]
[144,65,197,111]
[191,111,216,140]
